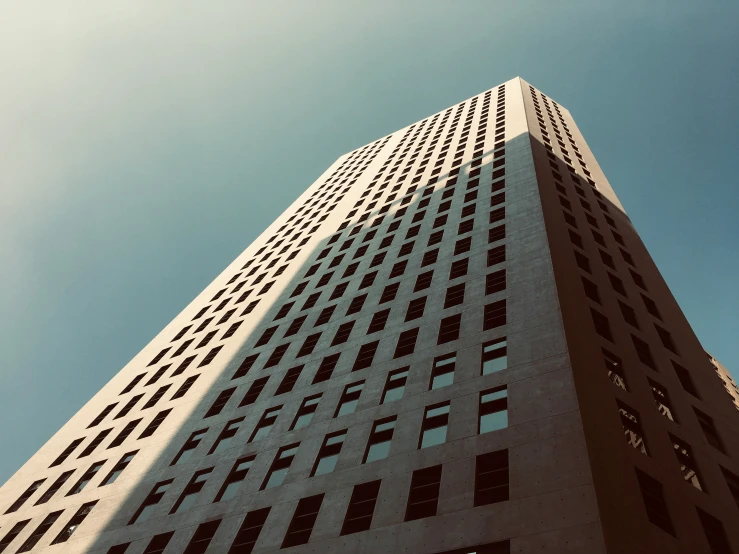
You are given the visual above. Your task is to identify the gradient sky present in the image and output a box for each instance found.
[1,1,737,485]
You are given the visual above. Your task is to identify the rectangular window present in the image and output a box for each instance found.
[480,387,508,433]
[204,388,236,419]
[672,361,699,397]
[335,382,364,417]
[669,434,704,491]
[475,450,509,506]
[209,418,245,455]
[389,260,408,279]
[5,480,45,514]
[382,367,409,404]
[301,292,321,310]
[198,345,223,367]
[120,373,145,395]
[483,300,506,330]
[183,520,222,554]
[632,335,657,369]
[346,294,367,315]
[67,461,105,495]
[618,400,648,455]
[313,353,340,384]
[296,334,321,357]
[291,394,322,430]
[264,343,290,367]
[331,321,356,346]
[172,429,208,465]
[635,469,674,535]
[249,406,282,442]
[129,480,173,524]
[115,394,143,419]
[353,341,380,371]
[696,508,732,554]
[143,532,175,554]
[281,494,324,548]
[404,465,442,521]
[603,348,627,390]
[170,468,213,514]
[50,501,97,545]
[172,375,199,400]
[430,354,456,390]
[449,258,469,279]
[444,283,465,308]
[694,407,725,453]
[367,309,391,334]
[0,521,30,553]
[101,451,137,485]
[454,237,471,255]
[364,417,396,463]
[648,378,677,421]
[486,270,506,295]
[481,337,507,374]
[414,271,434,291]
[358,271,378,289]
[255,326,278,347]
[438,314,462,344]
[489,224,505,243]
[238,377,269,407]
[261,443,299,490]
[17,511,63,552]
[88,403,117,428]
[275,366,303,395]
[405,297,427,321]
[720,466,739,509]
[421,249,439,266]
[139,409,172,439]
[108,419,141,449]
[227,508,271,554]
[341,480,381,535]
[142,385,171,409]
[394,328,420,358]
[35,471,74,505]
[312,430,347,476]
[419,402,450,448]
[590,308,613,341]
[283,316,307,337]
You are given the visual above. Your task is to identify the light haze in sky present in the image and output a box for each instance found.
[1,1,737,484]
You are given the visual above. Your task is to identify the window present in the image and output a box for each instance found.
[108,419,141,449]
[720,466,739,509]
[275,366,303,395]
[364,417,396,463]
[358,271,378,289]
[172,375,199,400]
[421,249,439,266]
[669,434,703,491]
[405,297,427,321]
[283,316,307,337]
[227,507,270,554]
[454,237,472,255]
[394,328,419,357]
[430,354,455,389]
[171,430,208,465]
[67,461,105,495]
[474,450,509,507]
[444,283,465,308]
[312,430,347,476]
[274,302,294,320]
[331,321,356,346]
[618,301,639,329]
[603,348,627,390]
[236,377,268,407]
[655,324,678,353]
[617,400,648,455]
[449,258,469,279]
[101,451,137,485]
[485,270,506,295]
[694,407,725,453]
[183,520,222,554]
[648,378,677,421]
[148,348,170,366]
[635,469,674,535]
[314,305,336,326]
[35,471,74,505]
[281,494,324,548]
[17,511,62,552]
[353,341,380,371]
[345,294,368,315]
[262,444,299,489]
[291,394,321,430]
[129,480,173,524]
[341,480,381,535]
[404,465,442,521]
[574,251,591,273]
[142,385,171,410]
[696,508,732,554]
[198,345,223,367]
[170,468,213,513]
[120,373,145,395]
[419,403,450,448]
[483,300,506,330]
[0,521,30,553]
[367,309,391,334]
[249,406,282,442]
[5,479,45,514]
[438,314,462,344]
[88,403,117,428]
[482,338,507,374]
[414,271,434,291]
[480,387,508,433]
[301,292,321,310]
[671,361,699,397]
[621,342,652,377]
[209,418,244,455]
[50,501,97,545]
[389,260,408,278]
[142,532,175,554]
[313,353,340,384]
[296,333,321,357]
[329,283,349,300]
[255,326,278,347]
[335,382,364,417]
[581,277,600,304]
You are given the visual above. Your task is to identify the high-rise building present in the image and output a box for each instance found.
[707,353,739,410]
[1,77,737,554]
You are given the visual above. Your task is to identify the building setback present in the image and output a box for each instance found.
[1,77,738,554]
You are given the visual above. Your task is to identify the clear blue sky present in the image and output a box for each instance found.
[1,1,737,485]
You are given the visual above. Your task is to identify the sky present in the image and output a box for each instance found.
[0,1,737,485]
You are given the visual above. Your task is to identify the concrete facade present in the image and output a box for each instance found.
[1,78,737,554]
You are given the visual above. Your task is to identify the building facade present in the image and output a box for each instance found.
[1,77,738,554]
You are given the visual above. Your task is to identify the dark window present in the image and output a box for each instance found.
[204,388,236,418]
[341,480,381,535]
[430,354,455,390]
[274,302,295,320]
[454,237,472,255]
[171,375,199,400]
[284,316,307,337]
[142,532,175,554]
[88,403,117,428]
[419,403,450,448]
[670,434,704,491]
[261,443,299,490]
[602,348,627,390]
[120,373,146,395]
[226,507,271,554]
[291,394,322,430]
[114,394,143,419]
[671,361,699,397]
[5,480,45,514]
[313,354,340,384]
[486,270,506,295]
[198,345,223,367]
[655,325,678,353]
[389,260,408,279]
[101,451,137,485]
[172,355,196,377]
[17,511,63,552]
[171,430,207,465]
[619,301,640,328]
[142,385,171,409]
[618,400,648,455]
[398,241,415,256]
[275,366,303,395]
[449,258,469,279]
[414,271,434,291]
[139,409,171,438]
[35,471,74,505]
[296,334,321,357]
[475,450,509,506]
[444,283,465,308]
[382,367,409,403]
[630,269,648,290]
[458,218,474,235]
[281,494,324,548]
[404,465,442,521]
[364,417,396,463]
[488,224,505,243]
[329,282,349,300]
[249,406,282,442]
[67,462,105,495]
[314,305,336,326]
[129,480,173,524]
[641,294,662,319]
[648,378,677,421]
[232,354,259,380]
[346,294,368,314]
[608,272,627,296]
[405,297,427,321]
[331,321,356,346]
[301,292,321,310]
[694,408,726,453]
[581,277,600,304]
[394,328,420,358]
[208,418,245,456]
[574,251,591,273]
[170,468,213,514]
[697,508,732,554]
[635,469,674,535]
[183,519,222,554]
[358,271,378,289]
[632,335,656,369]
[438,314,462,344]
[488,245,505,266]
[108,420,141,449]
[489,207,505,224]
[720,466,739,509]
[590,308,613,341]
[335,382,364,417]
[0,520,30,553]
[421,249,439,266]
[312,431,347,476]
[148,348,170,366]
[428,230,444,246]
[484,300,507,330]
[353,341,380,371]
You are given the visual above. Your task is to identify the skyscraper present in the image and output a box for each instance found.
[1,77,737,554]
